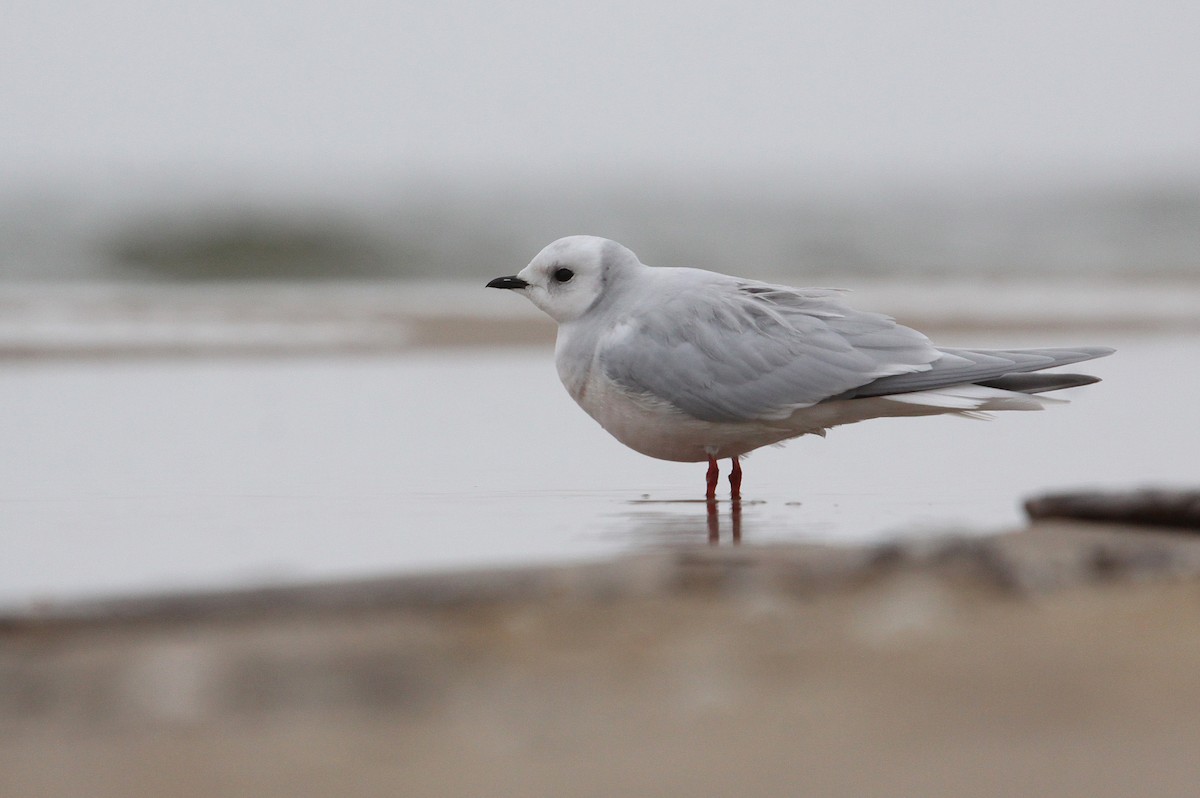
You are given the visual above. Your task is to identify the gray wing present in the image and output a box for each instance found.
[597,279,941,422]
[840,346,1115,399]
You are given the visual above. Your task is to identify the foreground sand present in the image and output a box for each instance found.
[4,521,1200,797]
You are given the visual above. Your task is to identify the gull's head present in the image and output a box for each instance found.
[486,236,640,323]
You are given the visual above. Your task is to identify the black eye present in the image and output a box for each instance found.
[552,267,574,283]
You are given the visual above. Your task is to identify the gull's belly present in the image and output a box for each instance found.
[566,369,800,462]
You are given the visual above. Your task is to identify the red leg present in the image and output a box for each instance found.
[705,455,719,500]
[729,457,742,501]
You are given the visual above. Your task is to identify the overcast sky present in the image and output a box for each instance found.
[3,1,1200,192]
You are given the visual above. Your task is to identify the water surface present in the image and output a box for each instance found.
[1,335,1190,606]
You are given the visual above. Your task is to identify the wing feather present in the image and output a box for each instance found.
[845,346,1115,399]
[597,274,940,422]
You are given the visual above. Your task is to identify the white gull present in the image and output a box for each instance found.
[488,236,1113,500]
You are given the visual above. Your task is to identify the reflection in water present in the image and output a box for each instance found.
[707,499,742,545]
[624,498,760,547]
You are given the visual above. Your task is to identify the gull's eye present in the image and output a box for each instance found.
[552,267,575,283]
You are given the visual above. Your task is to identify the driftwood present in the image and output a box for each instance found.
[1025,489,1200,530]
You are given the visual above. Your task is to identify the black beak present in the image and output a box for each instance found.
[486,275,529,290]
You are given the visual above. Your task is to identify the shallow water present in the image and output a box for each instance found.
[1,334,1193,606]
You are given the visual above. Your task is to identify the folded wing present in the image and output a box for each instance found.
[598,274,1114,423]
[598,278,941,422]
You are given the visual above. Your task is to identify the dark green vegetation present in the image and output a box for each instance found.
[107,218,412,280]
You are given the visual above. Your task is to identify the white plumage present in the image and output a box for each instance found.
[488,235,1112,498]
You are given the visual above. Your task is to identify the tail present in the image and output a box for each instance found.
[847,345,1114,399]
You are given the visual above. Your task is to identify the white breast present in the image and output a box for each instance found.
[559,353,801,462]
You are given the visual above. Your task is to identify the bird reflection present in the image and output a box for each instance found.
[707,498,741,544]
[624,496,752,546]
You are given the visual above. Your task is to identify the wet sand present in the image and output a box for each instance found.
[5,521,1200,797]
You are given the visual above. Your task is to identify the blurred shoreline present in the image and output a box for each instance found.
[1,278,1196,360]
[5,179,1200,283]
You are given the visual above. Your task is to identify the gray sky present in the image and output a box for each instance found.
[3,1,1200,190]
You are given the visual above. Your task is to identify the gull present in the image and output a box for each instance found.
[487,236,1113,500]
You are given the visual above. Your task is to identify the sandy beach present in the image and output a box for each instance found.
[5,521,1200,797]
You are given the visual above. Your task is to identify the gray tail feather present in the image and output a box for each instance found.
[848,345,1114,399]
[977,373,1101,394]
